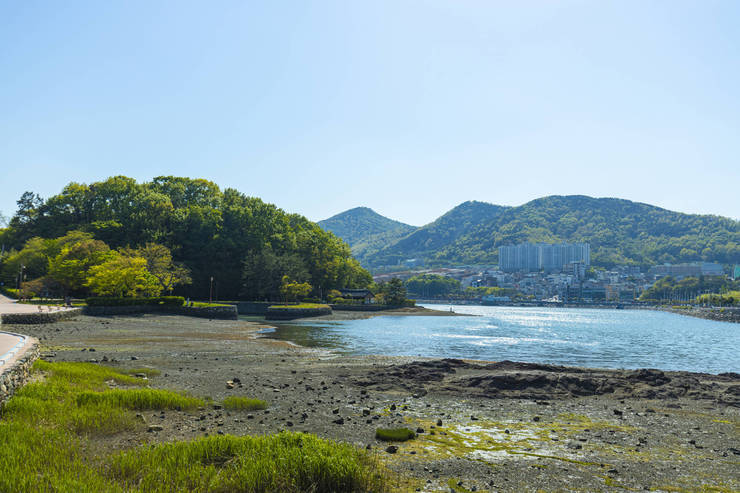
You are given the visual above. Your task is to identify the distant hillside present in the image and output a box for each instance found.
[429,196,739,267]
[366,201,509,267]
[317,207,416,259]
[328,196,739,269]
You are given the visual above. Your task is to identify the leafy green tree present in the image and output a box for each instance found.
[48,237,115,295]
[85,255,161,297]
[127,243,192,294]
[280,276,313,302]
[379,278,407,305]
[405,274,461,297]
[241,247,310,301]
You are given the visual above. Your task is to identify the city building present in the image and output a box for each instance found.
[498,242,590,273]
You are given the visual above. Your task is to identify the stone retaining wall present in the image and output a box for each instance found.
[265,306,332,320]
[329,304,408,312]
[1,308,82,325]
[83,305,238,320]
[660,307,740,324]
[0,341,39,408]
[235,302,293,315]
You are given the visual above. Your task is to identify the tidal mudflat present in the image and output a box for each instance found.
[8,314,740,492]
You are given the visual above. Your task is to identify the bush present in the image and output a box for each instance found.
[0,286,19,299]
[85,296,185,307]
[375,427,416,442]
[222,396,268,411]
[302,297,322,303]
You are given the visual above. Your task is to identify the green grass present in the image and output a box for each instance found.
[223,396,268,411]
[76,388,203,411]
[122,367,161,377]
[375,427,416,442]
[268,303,330,310]
[190,301,232,308]
[0,361,389,492]
[109,432,387,492]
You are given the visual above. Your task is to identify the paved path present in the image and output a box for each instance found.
[0,293,47,371]
[0,293,55,314]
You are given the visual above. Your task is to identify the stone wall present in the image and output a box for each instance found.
[265,306,332,320]
[1,308,82,325]
[83,304,237,320]
[0,341,39,408]
[236,302,293,315]
[661,307,740,324]
[330,304,407,312]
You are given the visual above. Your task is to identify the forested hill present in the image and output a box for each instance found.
[318,207,415,247]
[0,176,371,299]
[364,201,510,267]
[324,196,740,269]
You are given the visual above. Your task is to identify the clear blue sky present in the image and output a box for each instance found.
[1,1,738,226]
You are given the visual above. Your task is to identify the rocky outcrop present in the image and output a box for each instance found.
[353,359,740,406]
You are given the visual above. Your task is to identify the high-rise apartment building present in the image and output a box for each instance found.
[498,242,591,272]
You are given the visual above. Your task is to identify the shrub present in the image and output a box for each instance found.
[302,297,322,303]
[222,396,268,411]
[85,296,185,307]
[375,427,416,442]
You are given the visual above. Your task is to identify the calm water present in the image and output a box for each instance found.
[257,304,739,374]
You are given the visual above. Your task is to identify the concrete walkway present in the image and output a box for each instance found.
[0,293,58,314]
[0,294,48,372]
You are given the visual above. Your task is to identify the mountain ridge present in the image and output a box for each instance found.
[320,196,740,269]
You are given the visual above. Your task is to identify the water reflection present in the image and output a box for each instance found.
[249,304,739,373]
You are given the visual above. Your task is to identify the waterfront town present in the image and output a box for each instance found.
[374,242,737,304]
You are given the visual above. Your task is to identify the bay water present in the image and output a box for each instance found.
[257,304,739,374]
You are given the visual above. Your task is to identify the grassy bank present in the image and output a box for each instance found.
[0,361,388,492]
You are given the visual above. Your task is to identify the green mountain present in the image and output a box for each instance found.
[318,207,416,261]
[326,196,740,269]
[365,201,509,267]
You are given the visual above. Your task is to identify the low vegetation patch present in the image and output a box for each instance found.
[109,432,387,492]
[0,361,389,492]
[86,296,185,307]
[222,396,268,411]
[375,427,416,442]
[76,388,203,411]
[189,301,232,307]
[122,367,161,377]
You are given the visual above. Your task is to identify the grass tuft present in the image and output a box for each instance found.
[76,388,203,411]
[222,396,268,411]
[109,432,387,492]
[375,427,416,442]
[122,367,161,378]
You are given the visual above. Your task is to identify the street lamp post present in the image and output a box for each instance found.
[209,276,214,304]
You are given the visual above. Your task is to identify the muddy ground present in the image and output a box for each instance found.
[8,314,740,492]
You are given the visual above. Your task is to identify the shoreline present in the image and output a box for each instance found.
[4,314,737,492]
[417,300,740,324]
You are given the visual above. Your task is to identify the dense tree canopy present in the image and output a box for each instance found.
[0,176,371,300]
[405,274,461,297]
